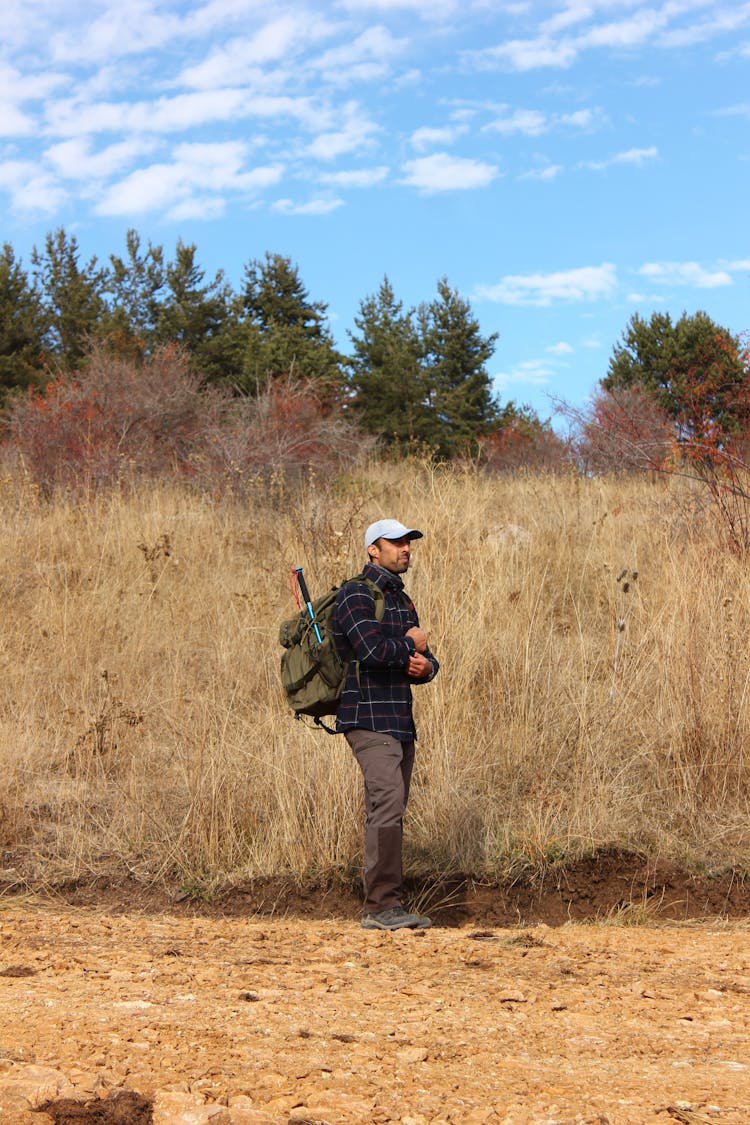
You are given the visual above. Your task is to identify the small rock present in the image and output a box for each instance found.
[395,1046,428,1064]
[0,1063,69,1108]
[152,1088,231,1123]
[486,524,532,548]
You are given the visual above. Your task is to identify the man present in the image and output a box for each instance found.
[332,518,439,931]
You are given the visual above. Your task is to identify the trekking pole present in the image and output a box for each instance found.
[293,566,323,643]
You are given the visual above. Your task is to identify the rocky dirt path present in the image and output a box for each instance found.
[1,905,749,1125]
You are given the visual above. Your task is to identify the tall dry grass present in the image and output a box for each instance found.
[2,462,750,895]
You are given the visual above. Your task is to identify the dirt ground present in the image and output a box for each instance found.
[1,856,750,1125]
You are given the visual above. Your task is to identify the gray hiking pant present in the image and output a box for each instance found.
[346,729,415,914]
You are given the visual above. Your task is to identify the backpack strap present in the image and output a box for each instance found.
[345,573,385,621]
[336,573,387,695]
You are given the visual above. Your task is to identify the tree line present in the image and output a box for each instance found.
[2,226,748,480]
[1,227,561,463]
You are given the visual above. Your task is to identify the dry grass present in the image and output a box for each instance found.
[2,462,750,894]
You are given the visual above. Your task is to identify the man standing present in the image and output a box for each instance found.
[332,519,439,931]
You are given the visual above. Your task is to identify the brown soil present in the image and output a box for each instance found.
[1,854,750,1125]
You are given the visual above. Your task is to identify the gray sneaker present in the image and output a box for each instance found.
[361,905,432,930]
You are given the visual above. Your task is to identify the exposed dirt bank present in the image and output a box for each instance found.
[9,849,750,927]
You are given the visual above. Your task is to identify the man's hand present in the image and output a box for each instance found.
[407,652,432,679]
[405,625,428,653]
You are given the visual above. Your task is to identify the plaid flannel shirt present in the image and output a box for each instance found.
[332,563,439,740]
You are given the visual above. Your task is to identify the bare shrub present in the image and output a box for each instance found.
[196,378,377,494]
[4,347,373,495]
[4,344,222,493]
[478,417,571,473]
[567,384,673,474]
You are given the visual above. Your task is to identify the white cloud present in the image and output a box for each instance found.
[485,108,549,136]
[314,25,408,85]
[484,104,606,137]
[547,341,574,355]
[541,3,595,36]
[272,196,345,214]
[519,163,563,181]
[0,101,33,137]
[716,101,750,119]
[50,1,185,64]
[318,166,389,186]
[577,9,667,51]
[476,263,618,306]
[411,124,469,151]
[179,15,335,89]
[661,3,750,49]
[45,90,322,138]
[639,260,734,288]
[0,64,68,137]
[95,143,283,216]
[307,104,380,160]
[338,0,459,15]
[494,358,555,391]
[560,108,605,129]
[45,137,157,181]
[167,195,229,221]
[401,152,498,191]
[582,145,658,171]
[471,37,579,72]
[0,0,49,50]
[465,2,750,74]
[0,159,67,214]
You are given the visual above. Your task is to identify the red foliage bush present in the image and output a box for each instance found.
[573,385,673,474]
[5,345,221,493]
[197,378,375,492]
[478,418,570,473]
[4,346,371,495]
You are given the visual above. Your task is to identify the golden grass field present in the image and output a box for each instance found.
[1,463,749,901]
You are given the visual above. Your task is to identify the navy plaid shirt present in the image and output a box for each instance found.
[331,563,439,740]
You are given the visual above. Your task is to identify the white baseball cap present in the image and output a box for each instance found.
[364,519,424,549]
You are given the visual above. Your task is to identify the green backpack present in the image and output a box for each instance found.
[278,573,384,731]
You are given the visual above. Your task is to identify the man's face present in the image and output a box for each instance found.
[368,535,413,574]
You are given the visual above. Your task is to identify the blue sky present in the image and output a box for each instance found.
[2,0,749,427]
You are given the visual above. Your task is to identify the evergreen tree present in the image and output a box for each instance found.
[104,229,166,357]
[347,276,431,449]
[417,278,500,457]
[31,228,107,372]
[232,252,343,398]
[155,240,233,383]
[0,244,48,400]
[604,310,747,436]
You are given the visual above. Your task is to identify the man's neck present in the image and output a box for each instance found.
[367,562,405,585]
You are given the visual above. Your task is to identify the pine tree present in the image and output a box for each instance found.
[31,228,107,372]
[604,310,747,438]
[155,240,233,383]
[0,244,48,400]
[417,278,500,457]
[232,252,343,399]
[104,229,166,357]
[347,276,431,449]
